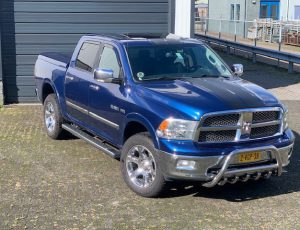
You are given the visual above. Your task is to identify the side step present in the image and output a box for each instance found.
[62,123,121,159]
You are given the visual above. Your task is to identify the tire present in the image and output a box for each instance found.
[43,94,65,139]
[121,132,166,198]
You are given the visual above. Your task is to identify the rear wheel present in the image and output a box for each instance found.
[121,133,166,198]
[43,94,66,139]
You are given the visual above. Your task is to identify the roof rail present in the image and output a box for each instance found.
[122,33,166,39]
[86,33,130,40]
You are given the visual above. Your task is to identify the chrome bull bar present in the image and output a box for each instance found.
[202,145,283,188]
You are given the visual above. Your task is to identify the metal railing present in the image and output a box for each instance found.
[195,18,300,50]
[195,17,300,73]
[195,33,300,73]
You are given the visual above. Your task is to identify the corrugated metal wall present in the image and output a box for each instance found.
[0,0,169,103]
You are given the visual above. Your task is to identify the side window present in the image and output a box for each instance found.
[99,46,120,78]
[75,42,100,72]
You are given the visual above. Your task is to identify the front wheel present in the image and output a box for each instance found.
[121,133,166,198]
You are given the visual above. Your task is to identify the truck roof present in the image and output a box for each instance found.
[83,33,203,46]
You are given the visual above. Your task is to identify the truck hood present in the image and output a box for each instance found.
[138,77,281,120]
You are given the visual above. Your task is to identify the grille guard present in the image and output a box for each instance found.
[202,145,283,188]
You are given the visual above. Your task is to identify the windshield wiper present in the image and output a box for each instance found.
[142,76,187,81]
[193,74,231,79]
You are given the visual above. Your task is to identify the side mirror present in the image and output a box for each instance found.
[94,68,114,82]
[231,64,244,77]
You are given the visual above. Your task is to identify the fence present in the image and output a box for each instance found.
[195,18,300,53]
[195,33,300,73]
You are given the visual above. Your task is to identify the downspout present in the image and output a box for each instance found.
[244,0,247,38]
[287,0,290,20]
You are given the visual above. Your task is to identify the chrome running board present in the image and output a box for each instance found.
[62,123,121,159]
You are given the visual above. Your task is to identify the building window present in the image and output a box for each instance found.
[270,4,278,20]
[260,4,268,18]
[295,6,300,20]
[230,4,235,20]
[236,4,241,21]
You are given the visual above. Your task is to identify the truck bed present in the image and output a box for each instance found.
[39,52,71,68]
[34,52,72,102]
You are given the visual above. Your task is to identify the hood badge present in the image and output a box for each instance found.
[242,121,252,134]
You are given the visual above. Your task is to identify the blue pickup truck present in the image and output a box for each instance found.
[34,34,294,197]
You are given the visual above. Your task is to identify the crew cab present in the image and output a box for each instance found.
[34,34,295,197]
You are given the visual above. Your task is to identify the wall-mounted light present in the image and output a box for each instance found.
[252,0,257,4]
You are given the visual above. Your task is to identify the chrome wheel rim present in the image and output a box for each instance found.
[126,145,156,188]
[45,102,56,133]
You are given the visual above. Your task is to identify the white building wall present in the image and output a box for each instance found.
[174,0,192,37]
[208,0,260,37]
[281,0,300,20]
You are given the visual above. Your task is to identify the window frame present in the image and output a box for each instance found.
[230,4,235,21]
[236,4,241,21]
[74,41,101,74]
[97,43,124,79]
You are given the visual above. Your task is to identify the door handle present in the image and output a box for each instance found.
[66,76,74,81]
[90,85,100,91]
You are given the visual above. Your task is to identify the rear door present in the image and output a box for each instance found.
[65,41,101,122]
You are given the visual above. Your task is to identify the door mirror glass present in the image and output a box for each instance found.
[94,68,114,82]
[231,64,243,77]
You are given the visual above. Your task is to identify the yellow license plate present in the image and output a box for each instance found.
[238,152,262,163]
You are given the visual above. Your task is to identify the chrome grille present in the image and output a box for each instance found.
[202,114,240,127]
[250,124,281,139]
[252,111,280,124]
[199,130,237,142]
[198,108,282,143]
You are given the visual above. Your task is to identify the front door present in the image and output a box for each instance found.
[88,44,125,143]
[65,41,100,123]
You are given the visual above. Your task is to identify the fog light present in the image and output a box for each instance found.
[176,160,196,170]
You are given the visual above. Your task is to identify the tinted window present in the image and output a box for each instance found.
[99,47,120,78]
[76,42,100,72]
[126,44,232,81]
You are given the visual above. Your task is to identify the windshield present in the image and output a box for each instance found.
[126,43,233,81]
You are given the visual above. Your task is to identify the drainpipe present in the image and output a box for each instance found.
[287,0,290,20]
[244,0,247,38]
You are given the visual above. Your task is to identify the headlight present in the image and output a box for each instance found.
[156,118,198,140]
[282,109,289,131]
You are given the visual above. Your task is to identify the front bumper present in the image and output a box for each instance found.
[157,138,294,187]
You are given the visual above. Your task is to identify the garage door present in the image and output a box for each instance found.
[0,0,169,103]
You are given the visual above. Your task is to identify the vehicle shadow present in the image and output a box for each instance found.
[161,131,300,202]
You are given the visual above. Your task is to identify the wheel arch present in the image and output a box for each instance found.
[123,113,160,149]
[41,79,61,104]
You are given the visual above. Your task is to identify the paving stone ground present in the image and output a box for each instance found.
[0,53,300,229]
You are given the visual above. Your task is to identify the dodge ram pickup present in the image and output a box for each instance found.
[34,34,295,197]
